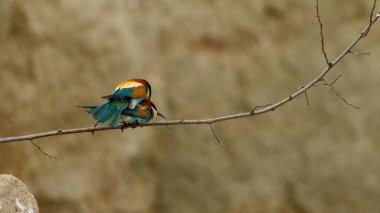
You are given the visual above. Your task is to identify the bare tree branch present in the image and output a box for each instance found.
[0,1,379,144]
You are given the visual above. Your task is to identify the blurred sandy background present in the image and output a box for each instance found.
[1,0,380,212]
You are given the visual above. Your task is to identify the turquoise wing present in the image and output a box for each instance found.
[102,88,135,100]
[83,99,129,127]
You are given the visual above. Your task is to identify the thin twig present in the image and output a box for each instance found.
[323,74,342,87]
[297,86,310,106]
[0,1,379,144]
[209,124,223,146]
[321,75,360,109]
[348,50,371,56]
[332,90,361,109]
[363,0,378,36]
[304,92,310,106]
[29,140,57,159]
[316,0,331,67]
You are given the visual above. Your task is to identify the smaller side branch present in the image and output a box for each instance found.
[209,124,223,146]
[29,140,57,159]
[316,0,331,67]
[304,92,310,106]
[363,0,378,36]
[332,90,360,109]
[348,50,371,56]
[322,75,360,109]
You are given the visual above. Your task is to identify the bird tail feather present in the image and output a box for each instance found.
[77,105,97,109]
[80,101,125,127]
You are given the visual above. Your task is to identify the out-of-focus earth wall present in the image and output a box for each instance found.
[1,0,380,212]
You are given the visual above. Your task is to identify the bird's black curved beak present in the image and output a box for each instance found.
[157,111,166,119]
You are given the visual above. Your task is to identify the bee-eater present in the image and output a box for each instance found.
[81,100,165,126]
[81,79,152,127]
[121,100,166,124]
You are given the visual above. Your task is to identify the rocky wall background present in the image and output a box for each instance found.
[0,0,380,212]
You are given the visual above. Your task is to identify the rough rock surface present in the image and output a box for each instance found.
[0,174,39,213]
[0,0,380,212]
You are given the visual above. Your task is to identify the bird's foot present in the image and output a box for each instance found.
[120,121,143,130]
[120,122,129,132]
[131,121,143,128]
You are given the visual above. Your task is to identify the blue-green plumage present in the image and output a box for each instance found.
[102,87,134,100]
[81,100,165,126]
[80,79,153,127]
[82,99,128,127]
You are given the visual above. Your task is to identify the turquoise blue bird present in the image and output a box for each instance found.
[81,100,165,126]
[80,79,152,127]
[121,100,166,124]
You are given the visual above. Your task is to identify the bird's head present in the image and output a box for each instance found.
[151,102,166,120]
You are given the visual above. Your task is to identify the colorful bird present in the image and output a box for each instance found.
[81,100,165,126]
[121,100,166,124]
[81,79,152,127]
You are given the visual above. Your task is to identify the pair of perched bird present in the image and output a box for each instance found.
[80,79,165,127]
